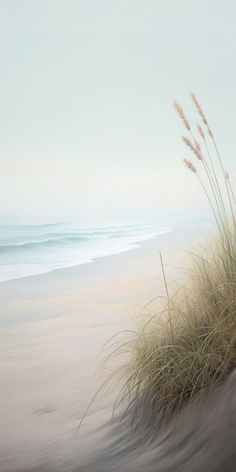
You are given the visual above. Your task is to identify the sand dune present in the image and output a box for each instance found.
[81,369,236,472]
[0,226,205,471]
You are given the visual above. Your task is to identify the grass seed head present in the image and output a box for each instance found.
[197,123,205,140]
[183,158,197,173]
[173,101,191,131]
[182,136,202,161]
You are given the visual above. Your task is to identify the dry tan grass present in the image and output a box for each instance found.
[125,234,236,419]
[121,94,236,422]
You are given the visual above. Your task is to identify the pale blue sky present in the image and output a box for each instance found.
[0,0,236,223]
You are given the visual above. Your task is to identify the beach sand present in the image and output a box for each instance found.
[0,226,198,472]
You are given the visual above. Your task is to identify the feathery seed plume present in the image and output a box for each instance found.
[183,158,197,173]
[173,101,190,131]
[197,123,205,140]
[191,92,208,125]
[207,125,213,138]
[182,136,202,160]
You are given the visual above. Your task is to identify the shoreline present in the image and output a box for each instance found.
[0,224,198,287]
[0,227,174,285]
[0,225,201,471]
[0,225,199,328]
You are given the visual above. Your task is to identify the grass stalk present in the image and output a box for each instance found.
[120,94,236,427]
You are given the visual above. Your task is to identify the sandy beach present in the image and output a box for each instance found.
[0,226,198,472]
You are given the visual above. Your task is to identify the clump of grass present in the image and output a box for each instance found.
[123,94,236,422]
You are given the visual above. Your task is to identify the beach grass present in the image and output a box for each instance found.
[121,94,236,423]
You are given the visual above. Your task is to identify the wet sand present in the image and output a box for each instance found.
[0,226,198,471]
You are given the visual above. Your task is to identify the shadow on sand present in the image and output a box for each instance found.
[79,370,236,472]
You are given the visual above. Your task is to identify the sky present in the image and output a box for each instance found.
[0,0,236,224]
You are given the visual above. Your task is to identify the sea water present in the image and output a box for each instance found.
[0,220,173,282]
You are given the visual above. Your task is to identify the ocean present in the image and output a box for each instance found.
[0,220,173,282]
